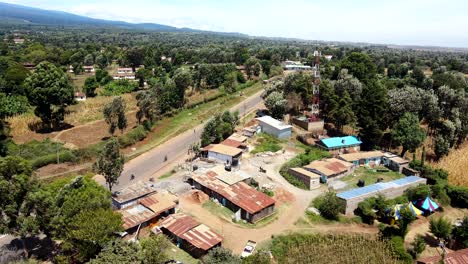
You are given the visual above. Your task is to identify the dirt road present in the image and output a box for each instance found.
[113,90,264,190]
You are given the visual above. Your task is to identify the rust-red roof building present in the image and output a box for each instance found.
[159,214,223,258]
[417,248,468,264]
[190,170,275,223]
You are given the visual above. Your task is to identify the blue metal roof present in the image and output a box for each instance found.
[337,176,424,200]
[320,136,362,148]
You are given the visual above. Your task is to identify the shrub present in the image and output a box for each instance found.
[446,185,468,208]
[118,125,149,148]
[429,217,453,240]
[100,80,138,96]
[409,235,426,258]
[314,191,345,220]
[405,184,431,201]
[31,151,77,169]
[389,236,413,264]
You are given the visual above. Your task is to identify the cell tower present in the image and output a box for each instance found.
[310,50,321,117]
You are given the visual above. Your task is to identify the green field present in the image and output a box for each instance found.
[251,133,284,154]
[340,166,404,191]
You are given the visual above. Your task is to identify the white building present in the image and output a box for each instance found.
[117,67,133,74]
[256,116,292,138]
[83,65,95,73]
[203,144,243,166]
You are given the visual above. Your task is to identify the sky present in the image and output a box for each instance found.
[3,0,468,47]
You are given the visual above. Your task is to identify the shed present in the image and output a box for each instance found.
[382,153,410,173]
[74,92,87,101]
[288,167,321,189]
[159,214,222,258]
[316,136,362,154]
[118,204,158,232]
[338,151,384,167]
[304,158,354,180]
[337,176,427,215]
[203,144,242,166]
[256,116,292,138]
[112,182,157,209]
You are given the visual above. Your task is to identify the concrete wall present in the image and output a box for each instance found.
[288,168,320,190]
[207,151,232,164]
[292,118,324,132]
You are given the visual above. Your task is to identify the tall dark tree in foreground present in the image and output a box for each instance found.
[94,138,124,192]
[103,96,127,135]
[172,67,192,107]
[357,79,387,150]
[0,156,38,257]
[392,113,426,156]
[24,62,74,130]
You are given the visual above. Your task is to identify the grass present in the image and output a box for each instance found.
[305,212,362,225]
[339,166,404,191]
[7,139,77,169]
[250,133,284,154]
[166,243,198,264]
[434,141,468,186]
[279,147,331,189]
[159,168,176,179]
[125,81,262,160]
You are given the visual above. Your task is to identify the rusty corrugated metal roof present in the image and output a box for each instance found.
[139,192,178,215]
[118,204,157,230]
[159,214,223,251]
[304,158,353,177]
[192,171,275,214]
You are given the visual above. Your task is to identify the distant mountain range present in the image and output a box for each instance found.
[0,2,247,36]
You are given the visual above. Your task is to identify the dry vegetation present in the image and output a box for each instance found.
[7,94,137,143]
[433,141,468,186]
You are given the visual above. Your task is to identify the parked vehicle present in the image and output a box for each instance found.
[241,240,257,258]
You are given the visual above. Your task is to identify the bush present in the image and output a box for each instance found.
[100,80,138,96]
[31,151,77,169]
[314,191,345,220]
[279,147,330,188]
[405,184,431,201]
[118,125,149,148]
[446,185,468,208]
[429,217,453,240]
[409,234,426,258]
[389,236,413,264]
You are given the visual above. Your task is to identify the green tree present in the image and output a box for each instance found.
[136,88,159,124]
[391,113,426,156]
[452,216,468,248]
[405,184,431,201]
[140,235,171,263]
[89,240,141,264]
[264,91,287,119]
[224,71,238,93]
[202,247,242,264]
[24,62,74,130]
[357,79,387,150]
[340,52,377,82]
[83,76,99,97]
[429,217,453,240]
[67,208,123,261]
[412,67,426,87]
[94,138,124,192]
[434,135,450,160]
[315,191,344,220]
[242,251,271,264]
[245,57,260,79]
[328,90,356,133]
[103,96,127,135]
[172,68,192,107]
[0,156,38,257]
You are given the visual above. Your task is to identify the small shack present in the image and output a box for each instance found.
[338,151,384,167]
[202,144,243,166]
[74,92,87,101]
[382,153,410,173]
[83,65,95,73]
[316,136,362,155]
[112,182,157,209]
[256,116,292,138]
[337,176,427,215]
[159,214,223,258]
[304,158,354,180]
[288,167,321,189]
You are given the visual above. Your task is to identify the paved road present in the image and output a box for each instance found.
[114,89,264,190]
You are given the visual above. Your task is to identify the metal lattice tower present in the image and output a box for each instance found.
[310,50,321,116]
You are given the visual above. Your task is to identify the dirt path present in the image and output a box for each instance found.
[405,207,467,258]
[179,193,378,253]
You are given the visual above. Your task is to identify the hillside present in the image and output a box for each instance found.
[0,2,246,36]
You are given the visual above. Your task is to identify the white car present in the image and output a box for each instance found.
[241,240,257,258]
